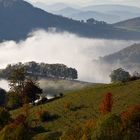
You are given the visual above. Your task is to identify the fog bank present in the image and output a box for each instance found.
[0,30,136,83]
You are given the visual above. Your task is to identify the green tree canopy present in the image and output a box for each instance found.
[0,62,78,80]
[110,68,131,82]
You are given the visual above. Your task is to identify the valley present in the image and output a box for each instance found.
[0,0,140,140]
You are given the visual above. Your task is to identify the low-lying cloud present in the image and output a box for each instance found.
[0,30,136,83]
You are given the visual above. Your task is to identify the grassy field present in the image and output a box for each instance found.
[11,80,140,139]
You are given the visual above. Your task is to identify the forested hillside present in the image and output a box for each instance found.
[0,0,140,41]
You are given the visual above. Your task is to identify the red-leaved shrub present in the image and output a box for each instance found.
[99,92,113,115]
[121,104,140,128]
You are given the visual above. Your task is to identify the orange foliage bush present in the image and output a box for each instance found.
[121,104,140,128]
[99,92,113,115]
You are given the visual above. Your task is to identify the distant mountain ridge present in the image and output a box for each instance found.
[82,4,140,13]
[54,7,119,23]
[33,2,69,12]
[0,0,140,41]
[38,3,140,23]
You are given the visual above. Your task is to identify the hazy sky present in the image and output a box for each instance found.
[27,0,140,7]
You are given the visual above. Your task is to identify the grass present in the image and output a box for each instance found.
[11,80,140,138]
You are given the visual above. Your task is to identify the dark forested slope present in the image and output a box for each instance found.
[0,0,140,41]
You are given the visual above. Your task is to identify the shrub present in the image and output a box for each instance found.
[0,107,11,128]
[129,71,140,81]
[0,88,6,106]
[110,68,130,83]
[99,92,113,115]
[59,93,63,97]
[0,113,31,140]
[121,105,140,139]
[39,111,52,122]
[6,92,21,110]
[37,108,57,122]
[121,105,140,128]
[0,122,30,140]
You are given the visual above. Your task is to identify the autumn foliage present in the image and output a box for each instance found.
[121,105,140,128]
[99,92,113,115]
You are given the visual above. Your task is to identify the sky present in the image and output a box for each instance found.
[27,0,140,7]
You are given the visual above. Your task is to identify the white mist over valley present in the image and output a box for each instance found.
[0,30,136,89]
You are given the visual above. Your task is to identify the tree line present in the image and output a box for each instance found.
[0,61,78,80]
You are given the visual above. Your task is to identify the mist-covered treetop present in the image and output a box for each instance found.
[0,61,78,80]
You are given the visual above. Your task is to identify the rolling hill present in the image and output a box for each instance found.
[0,0,140,41]
[53,7,82,17]
[11,79,140,139]
[114,17,140,32]
[99,43,140,71]
[83,5,140,24]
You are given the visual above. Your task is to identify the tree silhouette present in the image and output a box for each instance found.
[8,67,26,94]
[8,67,42,105]
[23,80,42,103]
